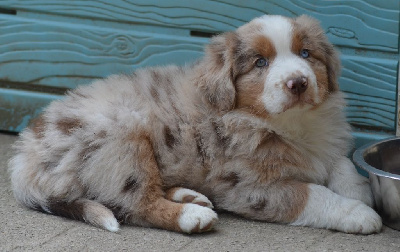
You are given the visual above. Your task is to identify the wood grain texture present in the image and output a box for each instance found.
[0,0,398,52]
[0,0,398,134]
[339,56,398,130]
[0,15,205,89]
[0,88,62,132]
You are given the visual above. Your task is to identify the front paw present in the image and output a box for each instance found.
[165,187,214,209]
[337,202,382,234]
[178,204,218,233]
[291,184,381,234]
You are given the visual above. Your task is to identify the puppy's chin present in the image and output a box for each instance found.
[280,102,314,114]
[281,96,318,114]
[264,93,319,116]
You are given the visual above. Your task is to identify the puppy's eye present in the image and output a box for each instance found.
[255,58,268,67]
[300,49,309,59]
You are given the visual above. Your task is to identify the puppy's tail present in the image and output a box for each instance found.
[42,198,120,232]
[10,152,119,232]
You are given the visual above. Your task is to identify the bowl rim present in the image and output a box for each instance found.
[353,136,400,180]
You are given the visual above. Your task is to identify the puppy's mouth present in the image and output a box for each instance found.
[280,95,317,113]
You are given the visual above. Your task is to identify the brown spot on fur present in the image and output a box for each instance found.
[150,69,161,83]
[97,130,107,138]
[219,172,240,187]
[211,121,230,147]
[29,114,46,138]
[123,176,139,193]
[242,181,309,223]
[291,30,304,54]
[277,181,309,222]
[56,117,83,135]
[41,161,58,171]
[46,198,86,222]
[194,132,206,167]
[143,198,184,232]
[250,198,267,211]
[235,75,268,118]
[164,126,176,148]
[252,35,277,59]
[312,61,330,102]
[170,102,182,119]
[150,85,160,103]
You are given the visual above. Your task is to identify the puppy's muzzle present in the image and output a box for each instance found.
[286,76,308,95]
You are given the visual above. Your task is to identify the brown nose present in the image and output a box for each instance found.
[286,76,308,95]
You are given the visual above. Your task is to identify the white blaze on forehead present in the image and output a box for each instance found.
[254,15,293,54]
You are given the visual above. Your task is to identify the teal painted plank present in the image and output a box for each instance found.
[0,14,397,130]
[0,0,398,52]
[339,56,398,130]
[0,88,63,132]
[0,1,398,131]
[352,131,394,149]
[0,15,205,89]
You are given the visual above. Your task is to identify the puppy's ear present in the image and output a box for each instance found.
[195,32,238,112]
[295,15,341,92]
[324,44,341,92]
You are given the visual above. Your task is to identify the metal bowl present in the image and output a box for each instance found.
[353,137,400,230]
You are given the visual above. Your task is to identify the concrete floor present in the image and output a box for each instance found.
[1,132,399,252]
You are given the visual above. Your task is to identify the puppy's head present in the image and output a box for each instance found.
[197,15,340,116]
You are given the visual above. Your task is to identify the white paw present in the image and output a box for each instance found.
[339,203,382,234]
[172,188,214,209]
[178,204,218,233]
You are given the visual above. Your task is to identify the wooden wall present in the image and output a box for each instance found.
[0,0,398,145]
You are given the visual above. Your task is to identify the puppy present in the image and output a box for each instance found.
[9,15,382,234]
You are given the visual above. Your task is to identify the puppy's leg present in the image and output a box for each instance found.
[328,157,374,207]
[291,183,381,234]
[165,187,214,208]
[123,139,217,233]
[220,181,381,234]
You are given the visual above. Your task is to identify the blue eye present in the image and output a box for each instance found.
[300,49,309,58]
[255,58,268,67]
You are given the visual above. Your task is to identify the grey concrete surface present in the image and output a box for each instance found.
[1,132,399,252]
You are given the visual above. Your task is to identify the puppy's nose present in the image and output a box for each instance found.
[286,76,308,95]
